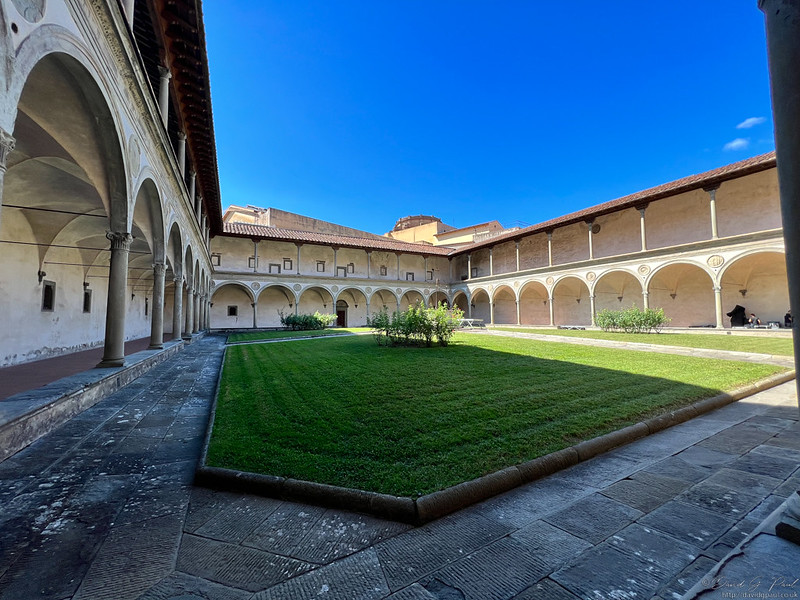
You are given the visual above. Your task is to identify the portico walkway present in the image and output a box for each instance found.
[0,334,797,599]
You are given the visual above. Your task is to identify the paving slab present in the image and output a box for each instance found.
[510,520,593,571]
[677,481,763,518]
[543,493,643,544]
[512,578,581,600]
[638,500,736,548]
[139,571,252,600]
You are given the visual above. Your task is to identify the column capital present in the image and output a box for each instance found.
[0,128,16,170]
[635,202,649,213]
[702,184,720,194]
[713,285,722,293]
[153,263,167,276]
[189,169,196,180]
[173,275,183,284]
[177,131,186,142]
[546,230,553,239]
[642,291,649,296]
[106,231,133,251]
[158,65,172,80]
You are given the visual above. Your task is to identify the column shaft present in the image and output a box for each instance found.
[706,187,719,240]
[489,249,494,276]
[589,295,596,327]
[467,254,472,280]
[639,207,647,251]
[515,300,520,325]
[98,232,132,367]
[252,302,258,328]
[642,291,650,310]
[714,286,724,329]
[367,251,371,278]
[193,292,200,333]
[183,286,193,339]
[587,222,594,260]
[547,232,553,266]
[158,66,171,129]
[515,242,520,272]
[172,277,183,340]
[177,132,186,177]
[123,0,135,24]
[149,263,166,349]
[548,296,555,326]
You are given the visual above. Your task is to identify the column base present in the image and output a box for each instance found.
[148,343,164,350]
[181,334,192,341]
[96,357,124,368]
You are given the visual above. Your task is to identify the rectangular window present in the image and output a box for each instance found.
[211,253,221,266]
[248,256,257,268]
[316,261,325,272]
[82,289,92,313]
[269,263,281,274]
[427,270,434,281]
[42,281,55,312]
[283,258,293,271]
[347,263,355,274]
[145,297,149,317]
[471,267,478,278]
[379,265,387,276]
[336,266,347,277]
[406,272,414,281]
[227,305,238,317]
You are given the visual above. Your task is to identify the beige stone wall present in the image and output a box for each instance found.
[257,285,294,327]
[470,248,491,278]
[519,234,549,270]
[299,245,336,277]
[257,241,298,275]
[553,277,591,326]
[552,223,590,266]
[646,189,710,249]
[493,241,517,275]
[717,170,782,238]
[593,271,644,313]
[210,284,254,329]
[212,237,253,273]
[493,287,517,324]
[647,263,715,327]
[594,208,641,258]
[519,282,550,325]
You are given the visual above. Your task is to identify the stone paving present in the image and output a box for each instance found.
[0,334,798,599]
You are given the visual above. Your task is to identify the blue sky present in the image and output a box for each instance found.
[204,1,774,235]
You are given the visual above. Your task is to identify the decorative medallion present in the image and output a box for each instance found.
[331,285,338,292]
[591,223,601,235]
[251,282,260,290]
[586,272,596,281]
[396,288,402,294]
[423,289,429,295]
[293,284,302,291]
[365,287,372,293]
[514,281,520,288]
[11,0,46,23]
[546,276,554,286]
[210,280,216,288]
[638,265,651,276]
[127,135,141,178]
[707,255,725,268]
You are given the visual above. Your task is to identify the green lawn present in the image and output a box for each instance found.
[207,334,784,497]
[491,327,795,356]
[227,327,370,344]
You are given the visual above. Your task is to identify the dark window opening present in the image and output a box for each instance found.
[42,281,55,312]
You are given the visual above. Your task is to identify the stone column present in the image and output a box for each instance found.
[642,290,650,310]
[172,276,183,340]
[333,247,338,276]
[547,231,553,266]
[98,232,133,367]
[396,253,401,280]
[548,295,555,326]
[366,301,371,319]
[189,171,197,215]
[705,185,720,240]
[587,221,594,260]
[149,263,166,349]
[589,294,596,327]
[158,66,171,129]
[296,243,302,275]
[252,302,257,328]
[489,248,494,276]
[253,239,258,272]
[515,300,521,325]
[638,205,648,251]
[0,129,15,229]
[714,285,724,329]
[367,251,371,278]
[123,0,135,25]
[183,286,193,339]
[515,241,520,272]
[177,132,186,177]
[468,297,473,319]
[192,291,200,333]
[467,254,472,280]
[490,300,495,325]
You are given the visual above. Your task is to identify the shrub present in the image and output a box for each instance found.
[595,306,670,333]
[279,310,337,330]
[367,301,464,347]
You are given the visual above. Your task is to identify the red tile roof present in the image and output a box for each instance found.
[223,222,455,256]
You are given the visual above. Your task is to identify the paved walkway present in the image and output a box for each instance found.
[0,335,798,599]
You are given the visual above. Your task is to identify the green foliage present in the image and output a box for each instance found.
[278,310,337,330]
[595,306,670,333]
[367,301,464,347]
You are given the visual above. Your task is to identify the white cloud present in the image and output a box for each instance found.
[736,117,766,129]
[723,138,750,151]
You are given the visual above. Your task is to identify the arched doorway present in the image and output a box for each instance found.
[492,285,517,325]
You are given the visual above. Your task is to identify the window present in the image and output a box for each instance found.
[347,263,355,274]
[211,253,221,266]
[42,281,55,312]
[336,266,347,277]
[316,261,325,272]
[471,267,478,278]
[82,289,92,313]
[145,297,149,317]
[379,265,387,276]
[269,263,281,274]
[426,270,434,281]
[227,305,238,317]
[406,272,414,281]
[283,258,293,271]
[248,256,257,268]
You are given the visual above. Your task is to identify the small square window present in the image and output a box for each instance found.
[316,261,326,272]
[379,265,387,276]
[283,258,293,270]
[406,272,414,281]
[471,267,478,278]
[42,281,56,312]
[82,288,92,313]
[347,263,355,274]
[227,305,238,317]
[211,253,221,266]
[248,256,257,268]
[427,270,434,281]
[269,263,281,274]
[336,266,347,277]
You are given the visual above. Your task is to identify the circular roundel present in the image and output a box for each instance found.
[210,280,216,288]
[638,264,651,276]
[12,0,46,23]
[423,289,430,295]
[365,287,372,293]
[707,255,725,268]
[251,282,260,290]
[586,272,596,281]
[514,281,520,288]
[545,276,554,286]
[331,285,339,292]
[293,284,302,291]
[396,288,402,294]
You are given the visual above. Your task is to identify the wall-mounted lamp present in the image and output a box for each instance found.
[739,289,748,298]
[576,298,581,304]
[37,270,46,283]
[670,293,677,300]
[131,293,136,300]
[543,300,547,305]
[83,281,90,289]
[354,304,358,308]
[288,303,293,308]
[617,296,624,302]
[470,303,475,308]
[210,303,214,308]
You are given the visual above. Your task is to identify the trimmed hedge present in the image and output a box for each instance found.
[595,306,670,333]
[279,311,337,330]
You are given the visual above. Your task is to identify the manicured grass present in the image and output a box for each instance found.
[209,335,785,496]
[492,327,795,356]
[227,327,370,344]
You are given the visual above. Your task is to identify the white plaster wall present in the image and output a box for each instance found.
[646,189,710,249]
[370,289,399,312]
[399,254,424,282]
[594,272,644,313]
[257,286,294,327]
[210,285,253,329]
[368,251,400,281]
[336,288,369,326]
[212,236,253,273]
[594,208,641,258]
[519,283,550,325]
[300,245,335,277]
[471,291,491,322]
[720,252,789,326]
[717,171,782,238]
[258,240,298,275]
[335,248,368,278]
[125,280,153,341]
[298,287,334,315]
[552,223,590,266]
[519,234,549,271]
[427,256,451,284]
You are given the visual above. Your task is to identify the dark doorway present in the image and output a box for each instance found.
[337,310,346,327]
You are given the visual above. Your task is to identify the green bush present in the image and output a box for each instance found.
[367,301,464,347]
[595,306,670,333]
[279,310,337,330]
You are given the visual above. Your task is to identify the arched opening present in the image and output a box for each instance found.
[337,288,368,326]
[336,299,349,327]
[428,290,449,308]
[594,270,644,313]
[648,263,715,327]
[400,289,424,311]
[720,251,789,327]
[471,288,491,323]
[183,246,194,337]
[552,277,591,326]
[298,286,334,316]
[452,291,469,315]
[256,284,295,328]
[492,285,517,325]
[519,281,550,326]
[370,289,399,314]
[0,53,127,366]
[164,222,183,339]
[210,283,254,329]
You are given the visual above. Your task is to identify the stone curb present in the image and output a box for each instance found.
[195,367,796,525]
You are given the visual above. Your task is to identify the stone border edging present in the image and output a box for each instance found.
[194,367,795,525]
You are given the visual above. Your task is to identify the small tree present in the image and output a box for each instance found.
[367,301,463,347]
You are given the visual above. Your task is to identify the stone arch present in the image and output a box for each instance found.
[369,288,399,313]
[452,290,469,315]
[210,282,255,329]
[256,283,296,328]
[719,250,788,327]
[593,269,644,313]
[647,262,715,327]
[298,285,334,315]
[552,276,591,326]
[400,289,425,311]
[335,287,368,326]
[470,287,491,323]
[519,280,550,326]
[492,284,517,325]
[428,290,449,307]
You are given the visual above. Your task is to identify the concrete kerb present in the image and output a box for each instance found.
[194,358,796,525]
